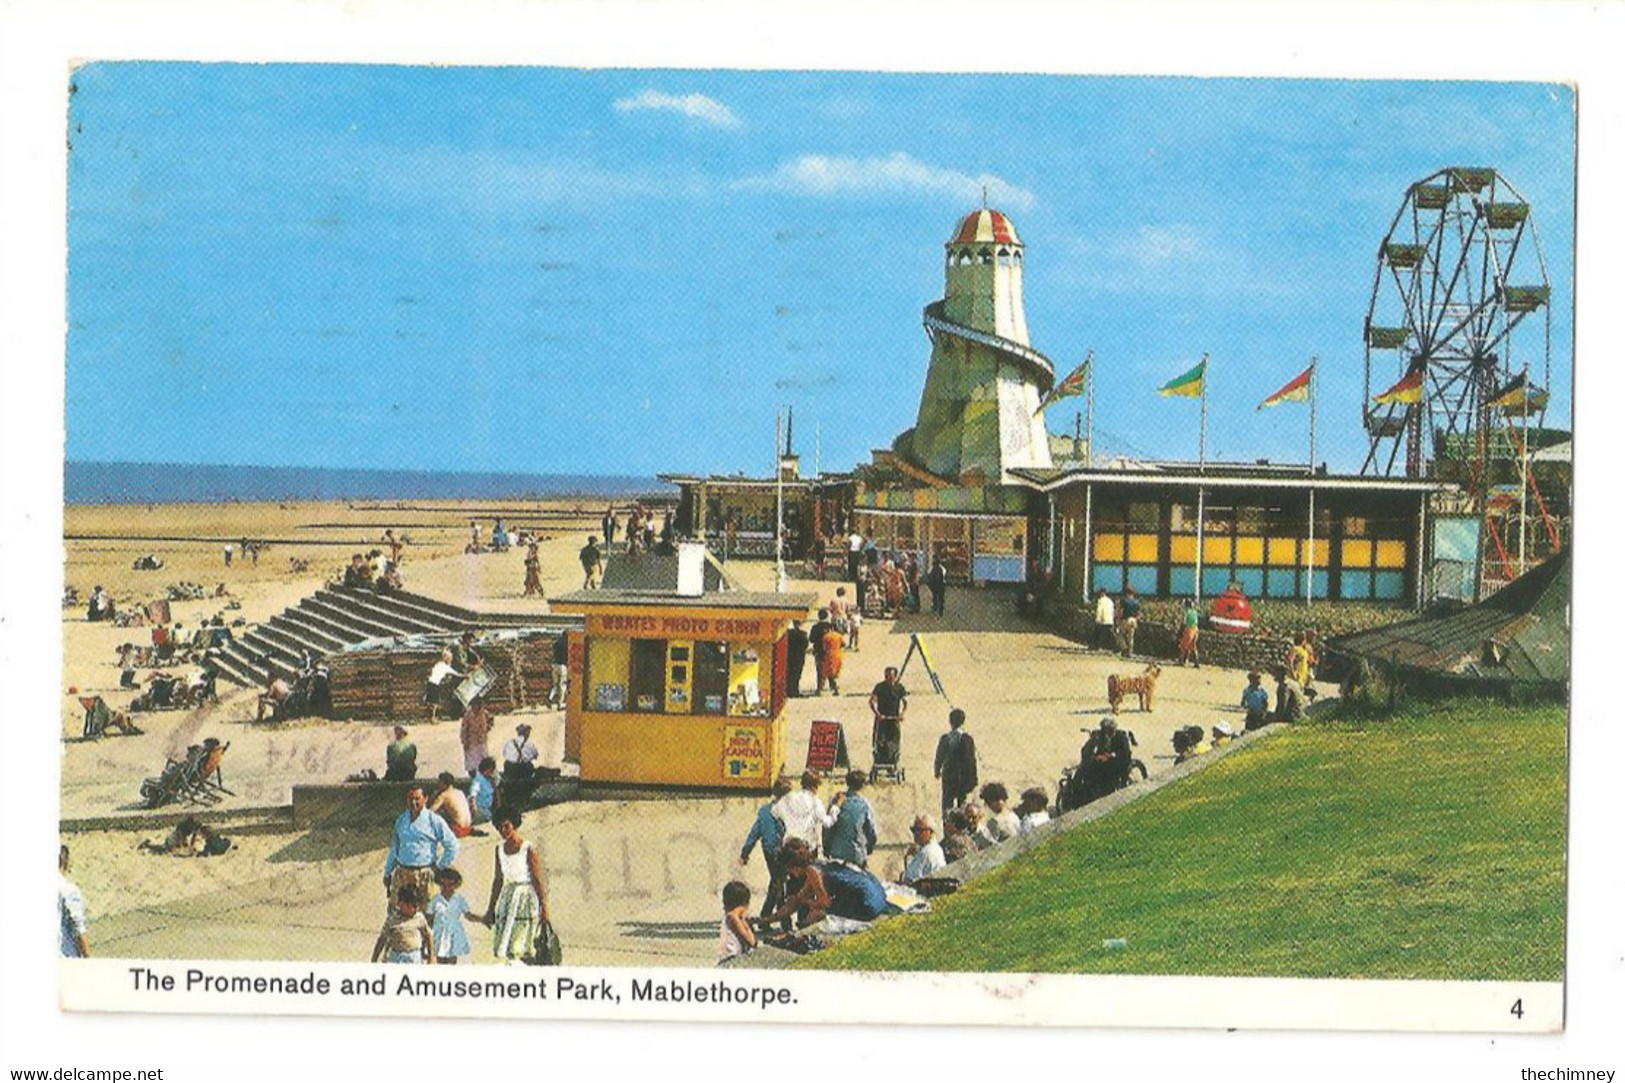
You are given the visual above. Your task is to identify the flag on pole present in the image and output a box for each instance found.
[1487,373,1550,412]
[1258,364,1313,409]
[1158,359,1206,398]
[1372,366,1424,405]
[1034,356,1090,415]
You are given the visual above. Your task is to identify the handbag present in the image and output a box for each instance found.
[528,919,563,966]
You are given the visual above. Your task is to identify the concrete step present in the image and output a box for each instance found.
[312,589,446,636]
[298,597,404,641]
[266,612,347,654]
[253,621,330,665]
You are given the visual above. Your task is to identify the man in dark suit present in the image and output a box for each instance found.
[933,708,979,818]
[809,609,835,695]
[785,619,810,697]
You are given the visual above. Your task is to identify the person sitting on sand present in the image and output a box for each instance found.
[256,670,292,723]
[343,554,372,589]
[139,815,208,856]
[756,838,830,931]
[469,757,498,825]
[429,772,473,839]
[384,726,418,782]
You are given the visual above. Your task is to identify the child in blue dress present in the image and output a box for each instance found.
[427,867,474,965]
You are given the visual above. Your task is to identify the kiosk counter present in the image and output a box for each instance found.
[550,590,817,792]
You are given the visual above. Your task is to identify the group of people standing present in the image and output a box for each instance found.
[601,504,673,557]
[1091,586,1202,664]
[375,782,552,966]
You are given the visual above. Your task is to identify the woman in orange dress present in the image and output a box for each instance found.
[818,620,844,695]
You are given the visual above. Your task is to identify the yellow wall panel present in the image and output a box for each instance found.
[1266,538,1298,565]
[1127,533,1159,562]
[1307,538,1330,566]
[1169,535,1197,562]
[1375,539,1407,568]
[1341,539,1374,567]
[1095,534,1125,562]
[580,713,786,790]
[1203,536,1232,564]
[1235,537,1264,564]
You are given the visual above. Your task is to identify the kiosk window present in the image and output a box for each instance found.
[629,639,667,713]
[692,640,731,715]
[585,638,630,713]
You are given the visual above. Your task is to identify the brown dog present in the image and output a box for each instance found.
[1107,663,1161,714]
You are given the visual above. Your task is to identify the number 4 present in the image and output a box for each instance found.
[1511,998,1524,1019]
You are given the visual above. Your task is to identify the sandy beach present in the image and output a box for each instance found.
[61,498,1257,968]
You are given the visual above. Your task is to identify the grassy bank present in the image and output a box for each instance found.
[803,698,1567,980]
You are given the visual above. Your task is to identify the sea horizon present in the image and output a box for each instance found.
[64,460,671,505]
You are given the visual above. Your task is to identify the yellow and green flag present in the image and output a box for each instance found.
[1159,359,1206,398]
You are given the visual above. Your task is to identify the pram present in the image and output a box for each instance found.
[868,715,906,783]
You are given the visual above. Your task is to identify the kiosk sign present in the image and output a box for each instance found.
[721,724,768,780]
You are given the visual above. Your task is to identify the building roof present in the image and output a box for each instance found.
[657,473,852,490]
[600,551,725,593]
[1329,551,1569,684]
[949,207,1021,247]
[1009,462,1453,495]
[550,589,818,614]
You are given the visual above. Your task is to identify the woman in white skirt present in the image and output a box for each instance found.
[481,809,549,963]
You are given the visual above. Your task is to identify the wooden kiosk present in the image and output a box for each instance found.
[551,587,816,792]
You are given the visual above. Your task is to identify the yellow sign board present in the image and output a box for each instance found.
[721,724,769,781]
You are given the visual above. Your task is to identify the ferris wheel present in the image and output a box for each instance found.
[1361,166,1551,478]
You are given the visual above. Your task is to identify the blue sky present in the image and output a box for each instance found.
[65,65,1574,477]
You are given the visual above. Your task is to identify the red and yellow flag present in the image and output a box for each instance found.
[1258,364,1313,410]
[1373,367,1424,406]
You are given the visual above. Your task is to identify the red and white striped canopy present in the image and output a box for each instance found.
[949,208,1022,246]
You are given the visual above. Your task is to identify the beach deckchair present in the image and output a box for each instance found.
[138,759,188,808]
[194,741,233,802]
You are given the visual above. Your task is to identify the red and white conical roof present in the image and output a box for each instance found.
[949,207,1022,246]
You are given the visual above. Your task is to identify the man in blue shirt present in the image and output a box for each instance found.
[740,776,793,919]
[469,757,498,824]
[825,770,879,867]
[384,785,458,916]
[1241,670,1271,730]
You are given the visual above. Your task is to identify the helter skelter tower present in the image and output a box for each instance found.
[896,207,1057,482]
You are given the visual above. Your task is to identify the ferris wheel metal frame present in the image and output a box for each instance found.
[1360,166,1552,480]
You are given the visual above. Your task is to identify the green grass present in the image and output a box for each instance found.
[803,699,1567,980]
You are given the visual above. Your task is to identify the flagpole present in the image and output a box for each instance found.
[1195,353,1208,603]
[1198,353,1209,472]
[1307,357,1317,607]
[775,408,786,593]
[1085,351,1094,467]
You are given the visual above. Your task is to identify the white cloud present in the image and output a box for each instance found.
[612,89,741,130]
[734,152,1035,211]
[1123,224,1206,268]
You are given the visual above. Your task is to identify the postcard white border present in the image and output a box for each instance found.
[5,1,1622,1080]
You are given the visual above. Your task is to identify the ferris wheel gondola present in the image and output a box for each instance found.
[1360,166,1551,478]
